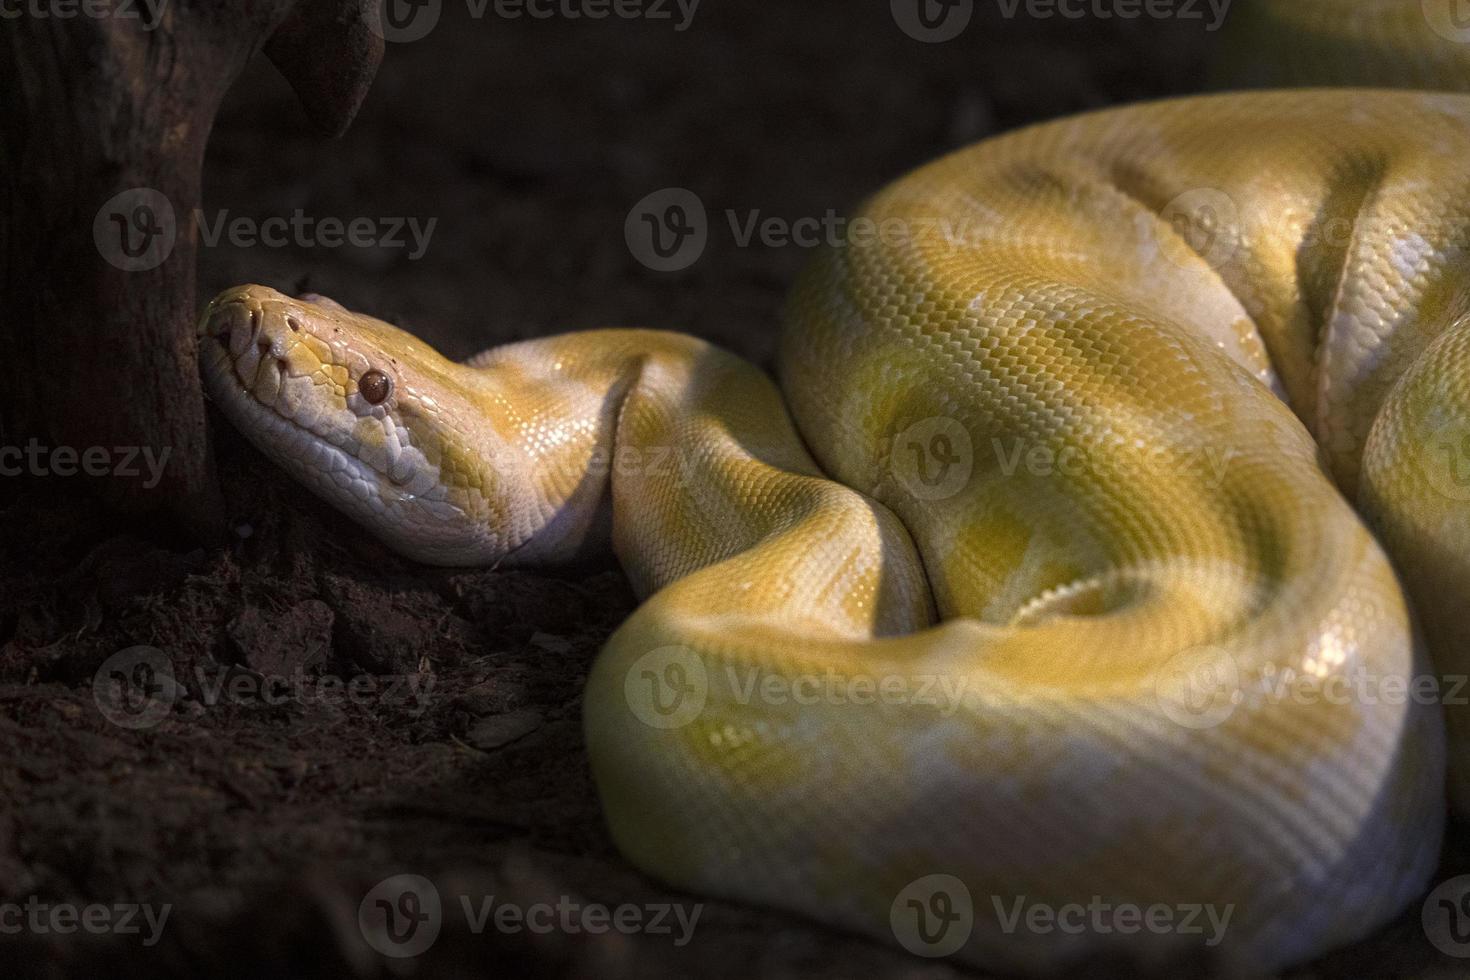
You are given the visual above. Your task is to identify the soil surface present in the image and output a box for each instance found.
[2,2,1466,977]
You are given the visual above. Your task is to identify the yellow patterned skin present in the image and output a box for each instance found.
[198,86,1470,972]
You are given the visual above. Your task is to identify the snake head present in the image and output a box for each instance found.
[198,284,519,565]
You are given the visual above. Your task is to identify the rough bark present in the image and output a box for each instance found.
[0,0,383,539]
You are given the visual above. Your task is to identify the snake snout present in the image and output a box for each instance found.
[202,300,258,357]
[200,287,315,396]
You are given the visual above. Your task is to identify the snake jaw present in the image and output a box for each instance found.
[198,284,518,565]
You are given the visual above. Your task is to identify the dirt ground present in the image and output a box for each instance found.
[2,2,1466,977]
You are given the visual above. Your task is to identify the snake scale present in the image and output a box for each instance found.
[198,0,1470,971]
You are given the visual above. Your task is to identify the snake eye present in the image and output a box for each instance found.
[360,370,392,405]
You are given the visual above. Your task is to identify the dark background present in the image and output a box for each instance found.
[1,2,1463,976]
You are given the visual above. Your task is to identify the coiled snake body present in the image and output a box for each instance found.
[200,3,1470,971]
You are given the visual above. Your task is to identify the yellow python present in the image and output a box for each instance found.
[199,1,1470,971]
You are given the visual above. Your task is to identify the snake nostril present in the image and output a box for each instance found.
[205,303,258,359]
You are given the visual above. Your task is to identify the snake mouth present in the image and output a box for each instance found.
[198,286,427,494]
